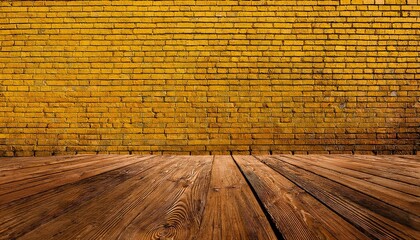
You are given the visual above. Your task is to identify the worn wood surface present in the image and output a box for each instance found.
[258,155,420,240]
[195,156,277,240]
[0,154,419,239]
[234,155,370,240]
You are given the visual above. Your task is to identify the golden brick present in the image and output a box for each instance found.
[0,0,418,156]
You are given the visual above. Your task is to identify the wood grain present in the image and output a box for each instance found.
[114,155,213,240]
[0,154,154,204]
[299,155,420,196]
[340,155,420,183]
[318,155,420,186]
[195,155,277,240]
[15,155,188,240]
[233,155,369,240]
[276,155,420,215]
[0,155,159,240]
[260,155,420,240]
[0,155,88,171]
[396,155,420,162]
[1,154,418,239]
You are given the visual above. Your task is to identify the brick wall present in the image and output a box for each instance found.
[0,0,419,156]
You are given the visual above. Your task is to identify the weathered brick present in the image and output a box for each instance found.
[0,0,418,156]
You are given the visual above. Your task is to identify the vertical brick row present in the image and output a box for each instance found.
[0,0,419,156]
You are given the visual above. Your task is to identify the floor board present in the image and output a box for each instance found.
[0,154,418,240]
[196,155,277,240]
[233,155,369,240]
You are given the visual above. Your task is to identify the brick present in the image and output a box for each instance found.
[0,0,418,156]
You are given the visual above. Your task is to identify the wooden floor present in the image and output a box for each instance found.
[0,155,419,240]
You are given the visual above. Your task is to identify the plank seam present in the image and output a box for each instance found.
[272,155,419,218]
[232,155,284,240]
[193,155,215,240]
[2,155,160,205]
[257,155,416,239]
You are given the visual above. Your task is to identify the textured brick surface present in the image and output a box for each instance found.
[0,0,419,156]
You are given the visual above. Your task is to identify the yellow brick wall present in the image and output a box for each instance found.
[0,0,419,156]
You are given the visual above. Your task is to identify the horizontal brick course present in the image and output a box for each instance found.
[0,0,419,156]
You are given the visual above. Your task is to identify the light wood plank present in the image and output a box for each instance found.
[195,155,277,240]
[260,155,420,240]
[234,155,370,240]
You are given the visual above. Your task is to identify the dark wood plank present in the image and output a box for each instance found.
[16,156,212,240]
[259,155,420,240]
[234,155,370,240]
[278,155,420,215]
[299,155,420,196]
[195,155,277,240]
[0,155,153,204]
[0,155,161,240]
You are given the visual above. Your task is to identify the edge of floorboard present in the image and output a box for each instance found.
[231,155,285,240]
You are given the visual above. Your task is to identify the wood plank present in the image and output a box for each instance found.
[299,155,420,196]
[111,156,213,239]
[195,155,277,240]
[324,155,420,186]
[350,155,420,173]
[0,155,153,204]
[0,154,128,184]
[259,155,420,240]
[0,155,87,170]
[0,155,162,240]
[278,155,420,215]
[332,154,420,166]
[2,154,417,239]
[343,155,420,180]
[16,156,212,240]
[233,155,370,240]
[14,155,181,239]
[341,154,420,168]
[396,155,420,162]
[372,155,420,166]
